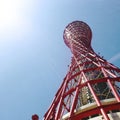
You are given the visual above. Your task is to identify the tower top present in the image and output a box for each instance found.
[32,114,39,120]
[63,21,92,48]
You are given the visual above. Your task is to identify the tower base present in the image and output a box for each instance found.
[62,98,120,120]
[88,112,120,120]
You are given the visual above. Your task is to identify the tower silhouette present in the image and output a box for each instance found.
[44,21,120,120]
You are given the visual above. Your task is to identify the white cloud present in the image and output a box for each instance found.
[108,53,120,62]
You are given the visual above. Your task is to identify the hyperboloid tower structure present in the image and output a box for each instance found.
[44,21,120,120]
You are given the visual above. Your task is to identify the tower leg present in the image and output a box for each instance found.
[87,83,110,120]
[100,108,110,120]
[107,79,120,102]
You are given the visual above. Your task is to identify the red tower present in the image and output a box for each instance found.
[44,21,120,120]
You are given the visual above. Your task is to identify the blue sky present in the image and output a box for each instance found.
[0,0,120,120]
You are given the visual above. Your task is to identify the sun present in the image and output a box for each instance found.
[0,0,22,29]
[0,0,34,37]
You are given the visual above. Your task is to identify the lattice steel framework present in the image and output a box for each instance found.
[44,21,120,120]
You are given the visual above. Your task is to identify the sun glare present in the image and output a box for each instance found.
[0,0,33,36]
[0,0,22,28]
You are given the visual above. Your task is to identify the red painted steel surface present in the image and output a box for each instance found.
[32,114,39,120]
[44,21,120,120]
